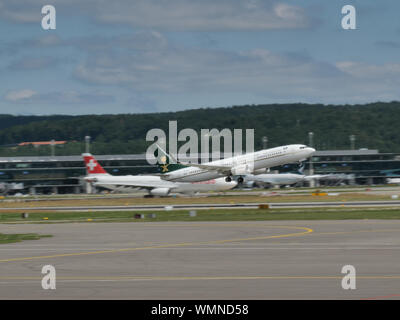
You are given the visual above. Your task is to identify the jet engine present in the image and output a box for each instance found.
[231,164,253,176]
[231,164,254,176]
[150,187,171,196]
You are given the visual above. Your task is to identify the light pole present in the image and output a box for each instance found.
[50,139,55,157]
[350,135,355,150]
[85,136,91,153]
[308,132,315,187]
[262,136,268,150]
[84,136,92,194]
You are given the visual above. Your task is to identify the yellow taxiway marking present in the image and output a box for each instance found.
[0,225,313,263]
[3,224,400,264]
[308,228,400,237]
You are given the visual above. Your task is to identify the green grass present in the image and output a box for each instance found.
[2,207,400,224]
[0,233,52,244]
[1,192,395,209]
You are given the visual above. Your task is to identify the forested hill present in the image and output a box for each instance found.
[0,115,72,132]
[1,102,400,155]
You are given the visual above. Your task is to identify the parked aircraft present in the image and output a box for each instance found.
[387,178,400,184]
[82,153,237,196]
[243,172,332,188]
[0,182,24,195]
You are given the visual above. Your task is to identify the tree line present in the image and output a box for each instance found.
[1,101,400,156]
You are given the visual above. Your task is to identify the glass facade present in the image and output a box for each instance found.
[0,156,158,194]
[274,150,400,185]
[1,149,400,193]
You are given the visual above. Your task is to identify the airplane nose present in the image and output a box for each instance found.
[309,148,316,154]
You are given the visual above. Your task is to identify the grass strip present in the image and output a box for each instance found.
[0,233,52,244]
[1,207,400,223]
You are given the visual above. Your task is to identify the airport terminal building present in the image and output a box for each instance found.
[1,149,400,194]
[0,154,155,194]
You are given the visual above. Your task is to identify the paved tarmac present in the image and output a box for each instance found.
[0,220,400,299]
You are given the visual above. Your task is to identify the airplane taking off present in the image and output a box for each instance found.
[156,144,315,183]
[82,153,237,196]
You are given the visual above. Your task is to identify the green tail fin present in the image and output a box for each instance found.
[155,147,188,174]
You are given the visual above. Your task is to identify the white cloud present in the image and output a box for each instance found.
[4,89,114,104]
[337,61,400,79]
[4,29,400,110]
[73,32,343,95]
[7,56,60,71]
[95,0,313,31]
[0,0,315,30]
[5,89,37,101]
[68,31,400,105]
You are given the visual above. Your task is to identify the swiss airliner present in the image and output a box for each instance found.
[82,153,237,197]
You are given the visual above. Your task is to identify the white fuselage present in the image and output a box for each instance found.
[162,144,315,182]
[90,175,237,194]
[387,178,400,184]
[246,172,334,186]
[248,173,305,185]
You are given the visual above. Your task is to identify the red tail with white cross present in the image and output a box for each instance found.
[82,153,109,175]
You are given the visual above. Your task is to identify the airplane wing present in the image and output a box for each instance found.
[304,174,333,180]
[178,162,232,173]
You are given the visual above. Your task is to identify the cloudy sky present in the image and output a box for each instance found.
[0,0,399,115]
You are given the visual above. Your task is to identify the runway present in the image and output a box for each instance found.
[3,200,400,212]
[1,220,400,299]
